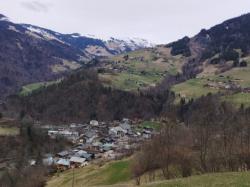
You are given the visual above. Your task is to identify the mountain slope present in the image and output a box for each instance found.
[168,13,250,105]
[21,24,154,58]
[168,13,250,70]
[5,13,250,121]
[0,16,82,99]
[88,13,250,107]
[0,14,152,99]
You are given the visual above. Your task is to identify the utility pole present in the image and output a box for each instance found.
[72,167,75,187]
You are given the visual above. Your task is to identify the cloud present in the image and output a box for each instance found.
[21,1,49,12]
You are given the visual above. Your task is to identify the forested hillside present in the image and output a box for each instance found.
[4,70,173,123]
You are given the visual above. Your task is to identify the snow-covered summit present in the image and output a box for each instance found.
[0,14,9,22]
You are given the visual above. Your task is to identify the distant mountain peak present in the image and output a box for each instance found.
[0,14,9,21]
[0,16,153,99]
[105,37,155,52]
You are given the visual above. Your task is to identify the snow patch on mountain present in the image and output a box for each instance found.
[22,24,153,55]
[8,25,20,33]
[68,33,154,49]
[25,26,65,44]
[0,14,9,22]
[71,33,81,38]
[105,37,154,52]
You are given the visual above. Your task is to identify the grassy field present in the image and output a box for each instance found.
[100,72,161,91]
[20,82,47,96]
[46,159,131,187]
[172,77,250,107]
[139,121,162,131]
[172,78,218,99]
[222,68,250,88]
[220,58,250,88]
[223,93,250,107]
[172,70,250,107]
[101,48,250,104]
[20,80,61,96]
[47,167,250,187]
[143,172,250,187]
[99,47,185,91]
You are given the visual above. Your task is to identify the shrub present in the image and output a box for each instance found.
[240,60,248,67]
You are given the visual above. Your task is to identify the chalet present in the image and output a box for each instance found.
[117,136,129,145]
[69,157,87,168]
[122,118,131,123]
[92,142,103,151]
[75,150,87,157]
[84,130,98,143]
[90,120,99,126]
[56,159,70,171]
[57,150,69,158]
[109,126,127,137]
[48,130,79,141]
[142,130,152,139]
[103,150,116,160]
[102,143,115,152]
[70,123,77,128]
[120,123,131,132]
[100,137,115,144]
[81,153,93,161]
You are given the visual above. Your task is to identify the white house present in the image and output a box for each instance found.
[109,126,127,137]
[90,120,99,126]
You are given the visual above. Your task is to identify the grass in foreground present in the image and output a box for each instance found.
[47,157,250,187]
[46,159,131,187]
[144,171,250,187]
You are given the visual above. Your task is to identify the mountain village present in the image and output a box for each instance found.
[36,119,156,171]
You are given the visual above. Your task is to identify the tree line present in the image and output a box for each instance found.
[132,94,250,185]
[4,70,175,123]
[0,121,70,187]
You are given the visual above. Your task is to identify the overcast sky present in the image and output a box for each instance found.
[1,0,250,44]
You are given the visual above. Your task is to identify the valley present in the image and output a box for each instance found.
[2,9,250,187]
